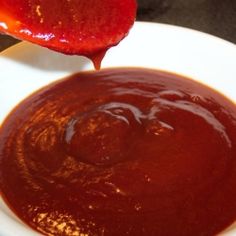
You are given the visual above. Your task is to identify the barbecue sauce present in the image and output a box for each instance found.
[0,0,137,69]
[1,68,236,236]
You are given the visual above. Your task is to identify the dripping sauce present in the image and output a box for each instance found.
[0,0,137,69]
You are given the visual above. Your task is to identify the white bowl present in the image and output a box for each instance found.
[0,22,236,236]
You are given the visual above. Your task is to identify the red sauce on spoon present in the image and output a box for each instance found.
[0,0,137,69]
[1,68,236,235]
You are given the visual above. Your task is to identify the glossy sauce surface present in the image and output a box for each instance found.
[1,68,236,235]
[0,0,136,69]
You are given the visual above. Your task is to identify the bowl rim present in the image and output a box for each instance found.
[0,21,236,235]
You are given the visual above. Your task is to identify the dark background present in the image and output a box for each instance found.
[0,0,236,52]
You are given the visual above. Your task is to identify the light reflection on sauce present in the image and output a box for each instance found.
[0,1,137,69]
[1,68,236,235]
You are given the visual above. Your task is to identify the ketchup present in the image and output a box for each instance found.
[1,68,236,235]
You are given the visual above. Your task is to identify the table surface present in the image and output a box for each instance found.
[0,0,236,52]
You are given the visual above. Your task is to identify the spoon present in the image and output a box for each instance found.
[0,0,137,69]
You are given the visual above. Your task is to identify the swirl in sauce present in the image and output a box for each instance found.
[1,68,236,235]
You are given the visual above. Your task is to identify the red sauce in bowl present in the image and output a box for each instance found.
[1,68,236,235]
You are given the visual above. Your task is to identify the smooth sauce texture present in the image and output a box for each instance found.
[0,0,137,69]
[1,68,236,235]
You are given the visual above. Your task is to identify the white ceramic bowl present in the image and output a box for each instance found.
[1,22,236,236]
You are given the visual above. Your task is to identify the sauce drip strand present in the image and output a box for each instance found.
[1,68,236,235]
[0,0,137,69]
